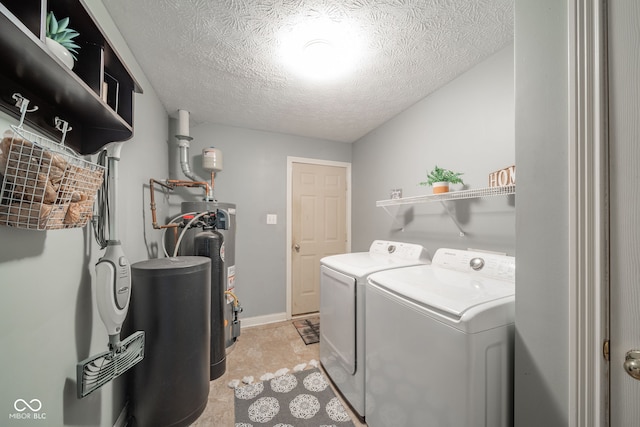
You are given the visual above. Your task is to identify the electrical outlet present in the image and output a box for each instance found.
[266,214,277,225]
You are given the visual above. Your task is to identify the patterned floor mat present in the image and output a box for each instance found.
[234,368,354,426]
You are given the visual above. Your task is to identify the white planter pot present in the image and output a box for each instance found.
[45,38,74,70]
[432,181,450,194]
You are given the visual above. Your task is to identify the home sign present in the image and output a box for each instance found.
[489,165,515,187]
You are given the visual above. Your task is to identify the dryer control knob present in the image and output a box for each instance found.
[470,257,485,271]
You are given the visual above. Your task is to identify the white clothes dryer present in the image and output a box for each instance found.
[365,248,516,427]
[320,240,429,420]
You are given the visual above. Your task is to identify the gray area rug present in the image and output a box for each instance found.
[234,368,355,426]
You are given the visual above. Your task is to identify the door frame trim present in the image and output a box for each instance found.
[568,0,609,425]
[286,157,352,320]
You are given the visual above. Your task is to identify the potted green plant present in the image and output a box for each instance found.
[45,11,80,70]
[419,165,464,194]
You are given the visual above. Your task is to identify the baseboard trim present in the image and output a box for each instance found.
[241,312,288,328]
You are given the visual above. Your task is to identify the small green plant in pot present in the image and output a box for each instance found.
[45,11,80,69]
[419,165,464,194]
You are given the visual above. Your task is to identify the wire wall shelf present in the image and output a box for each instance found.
[376,185,516,207]
[0,97,105,231]
[376,184,516,237]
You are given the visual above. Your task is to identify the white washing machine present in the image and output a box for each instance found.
[365,248,516,427]
[320,240,430,420]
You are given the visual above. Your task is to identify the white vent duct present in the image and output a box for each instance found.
[176,109,214,200]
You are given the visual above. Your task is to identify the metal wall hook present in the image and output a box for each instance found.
[12,93,39,128]
[54,117,72,145]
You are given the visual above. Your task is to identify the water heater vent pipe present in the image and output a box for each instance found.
[176,109,214,200]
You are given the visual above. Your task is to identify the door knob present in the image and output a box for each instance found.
[294,244,300,253]
[624,350,640,380]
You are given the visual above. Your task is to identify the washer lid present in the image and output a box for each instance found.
[367,264,515,319]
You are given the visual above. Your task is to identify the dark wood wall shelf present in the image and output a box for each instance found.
[0,0,141,154]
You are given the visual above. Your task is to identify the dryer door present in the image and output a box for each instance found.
[320,265,356,374]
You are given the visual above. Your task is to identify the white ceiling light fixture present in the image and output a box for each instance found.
[301,39,337,78]
[279,17,363,81]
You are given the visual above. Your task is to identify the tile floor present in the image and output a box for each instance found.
[192,317,367,426]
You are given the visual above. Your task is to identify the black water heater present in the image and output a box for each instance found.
[195,228,226,380]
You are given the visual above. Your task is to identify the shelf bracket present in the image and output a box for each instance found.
[439,200,465,237]
[381,205,406,232]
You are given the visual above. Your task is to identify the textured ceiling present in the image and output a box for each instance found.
[104,0,513,143]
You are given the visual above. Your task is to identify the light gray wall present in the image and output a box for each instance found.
[169,123,352,318]
[514,0,570,425]
[0,1,170,426]
[352,44,515,257]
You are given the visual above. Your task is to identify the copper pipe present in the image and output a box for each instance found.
[149,178,211,230]
[165,179,211,196]
[149,178,179,230]
[172,226,179,242]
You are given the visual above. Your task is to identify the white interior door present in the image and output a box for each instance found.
[608,0,640,424]
[291,161,347,316]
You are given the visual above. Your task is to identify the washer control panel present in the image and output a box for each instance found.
[369,240,430,262]
[432,248,515,282]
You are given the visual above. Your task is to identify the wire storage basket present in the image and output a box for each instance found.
[0,126,105,230]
